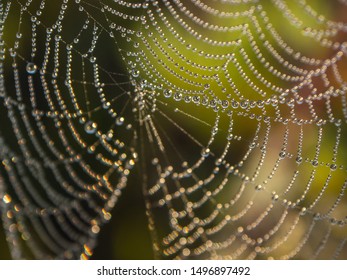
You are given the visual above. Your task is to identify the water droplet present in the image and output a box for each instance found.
[221,100,229,108]
[272,193,279,201]
[106,131,113,141]
[296,156,303,164]
[84,121,97,134]
[300,207,307,215]
[9,48,16,57]
[231,100,239,109]
[330,164,337,171]
[184,96,191,103]
[173,92,182,101]
[240,100,249,109]
[316,119,324,126]
[334,119,342,126]
[256,100,264,108]
[279,152,286,159]
[201,148,210,158]
[116,117,124,126]
[201,97,209,106]
[163,89,172,98]
[313,213,321,220]
[89,56,96,63]
[87,146,95,154]
[249,142,256,148]
[209,99,217,107]
[192,96,200,104]
[132,70,140,77]
[26,62,37,74]
[264,116,271,123]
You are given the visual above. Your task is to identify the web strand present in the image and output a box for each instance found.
[0,0,347,260]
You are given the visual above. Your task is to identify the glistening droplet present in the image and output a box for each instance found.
[26,62,37,74]
[84,121,97,134]
[163,89,172,98]
[132,70,140,77]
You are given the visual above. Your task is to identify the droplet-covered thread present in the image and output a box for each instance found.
[0,0,347,260]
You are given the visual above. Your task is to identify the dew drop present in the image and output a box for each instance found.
[163,89,172,98]
[313,213,321,220]
[272,193,279,201]
[256,100,264,108]
[330,164,337,171]
[279,152,286,159]
[300,207,307,216]
[231,100,239,109]
[240,100,249,109]
[89,56,96,63]
[116,117,124,126]
[9,48,16,57]
[192,96,200,104]
[334,119,342,127]
[84,121,97,134]
[151,158,159,165]
[173,92,182,101]
[295,156,303,164]
[87,146,95,154]
[26,62,37,74]
[201,148,210,158]
[221,100,229,108]
[264,116,270,123]
[184,96,191,103]
[249,142,256,148]
[132,70,140,77]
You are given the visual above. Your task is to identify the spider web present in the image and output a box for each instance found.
[0,0,347,260]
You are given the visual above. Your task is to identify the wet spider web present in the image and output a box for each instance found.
[0,0,347,260]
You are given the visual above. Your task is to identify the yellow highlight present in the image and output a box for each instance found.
[83,244,93,257]
[3,194,12,204]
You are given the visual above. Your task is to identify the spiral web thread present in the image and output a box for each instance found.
[0,0,347,260]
